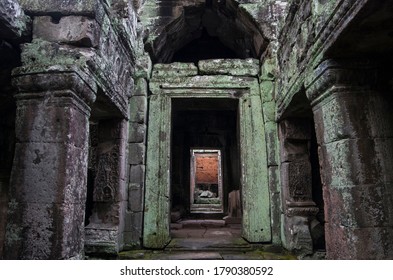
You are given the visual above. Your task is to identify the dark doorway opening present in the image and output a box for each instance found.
[0,99,15,258]
[170,98,240,222]
[309,117,325,251]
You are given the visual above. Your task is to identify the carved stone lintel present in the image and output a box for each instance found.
[305,59,382,107]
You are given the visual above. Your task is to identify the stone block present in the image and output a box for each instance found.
[312,91,393,145]
[265,121,279,166]
[59,202,86,258]
[98,119,128,141]
[15,97,88,148]
[123,231,141,248]
[198,59,259,76]
[33,16,99,47]
[322,139,382,188]
[134,78,148,97]
[350,227,393,259]
[128,122,146,143]
[281,161,312,203]
[366,93,393,139]
[279,118,311,141]
[128,143,145,165]
[135,56,152,80]
[9,142,87,204]
[152,62,198,78]
[280,140,309,162]
[19,0,95,15]
[5,201,85,259]
[129,164,145,185]
[260,80,275,102]
[125,211,143,237]
[325,223,393,259]
[374,139,393,183]
[88,201,122,225]
[119,154,127,181]
[283,215,313,255]
[323,184,393,229]
[270,191,282,245]
[118,177,128,202]
[84,224,119,255]
[262,101,276,123]
[268,166,280,194]
[128,187,143,212]
[324,222,352,259]
[129,95,147,124]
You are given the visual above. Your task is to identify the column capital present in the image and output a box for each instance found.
[12,66,96,106]
[305,59,382,107]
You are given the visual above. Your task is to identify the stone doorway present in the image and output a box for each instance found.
[189,149,224,214]
[170,98,241,241]
[171,98,239,221]
[143,61,272,249]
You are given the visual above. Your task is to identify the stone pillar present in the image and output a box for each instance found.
[239,94,272,243]
[279,118,319,255]
[143,93,171,248]
[306,59,393,259]
[4,70,96,259]
[124,77,147,249]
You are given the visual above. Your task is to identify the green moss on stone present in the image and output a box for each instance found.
[18,39,90,73]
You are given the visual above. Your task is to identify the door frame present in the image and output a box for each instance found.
[143,74,271,248]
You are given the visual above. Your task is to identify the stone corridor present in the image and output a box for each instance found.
[1,0,393,260]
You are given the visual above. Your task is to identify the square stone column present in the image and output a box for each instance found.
[4,69,96,259]
[306,59,393,259]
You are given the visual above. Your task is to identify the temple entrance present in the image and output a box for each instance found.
[143,64,272,248]
[170,98,240,222]
[190,149,223,214]
[169,98,241,240]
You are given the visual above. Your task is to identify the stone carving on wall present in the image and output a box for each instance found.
[93,147,119,202]
[287,160,312,203]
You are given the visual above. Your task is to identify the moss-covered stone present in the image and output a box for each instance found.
[198,59,259,77]
[19,0,95,15]
[19,39,91,72]
[152,62,198,78]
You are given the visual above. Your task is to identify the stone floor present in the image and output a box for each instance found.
[118,219,300,260]
[170,219,241,238]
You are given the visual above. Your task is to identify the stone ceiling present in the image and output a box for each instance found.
[141,0,278,63]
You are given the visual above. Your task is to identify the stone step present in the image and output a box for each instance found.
[165,237,253,252]
[179,219,226,228]
[156,252,223,260]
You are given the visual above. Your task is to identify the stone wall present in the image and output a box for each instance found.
[277,0,393,259]
[1,0,142,259]
[276,0,380,117]
[3,0,392,260]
